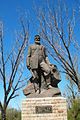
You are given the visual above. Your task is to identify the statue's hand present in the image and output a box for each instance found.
[27,65,31,70]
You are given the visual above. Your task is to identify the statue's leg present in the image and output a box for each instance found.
[45,74,53,89]
[32,69,40,92]
[37,68,41,94]
[33,82,38,92]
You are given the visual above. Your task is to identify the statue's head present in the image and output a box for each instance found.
[34,35,40,44]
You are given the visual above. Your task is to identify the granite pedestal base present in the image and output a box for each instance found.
[22,97,67,120]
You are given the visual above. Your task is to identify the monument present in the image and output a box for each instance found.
[22,35,67,120]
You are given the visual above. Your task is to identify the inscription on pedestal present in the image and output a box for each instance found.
[36,106,52,114]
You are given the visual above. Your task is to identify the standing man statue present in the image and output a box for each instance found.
[26,35,52,93]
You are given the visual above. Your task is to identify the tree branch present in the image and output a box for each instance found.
[0,101,3,110]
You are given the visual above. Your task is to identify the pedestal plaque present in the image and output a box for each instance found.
[22,97,67,120]
[36,105,52,114]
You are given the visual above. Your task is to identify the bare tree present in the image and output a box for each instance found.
[0,20,29,120]
[35,1,80,90]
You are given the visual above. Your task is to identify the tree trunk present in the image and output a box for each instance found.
[1,109,6,120]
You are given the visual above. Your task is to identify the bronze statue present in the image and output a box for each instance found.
[23,35,61,97]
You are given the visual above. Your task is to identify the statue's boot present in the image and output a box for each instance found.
[45,75,53,89]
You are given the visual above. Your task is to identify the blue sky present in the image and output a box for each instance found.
[0,0,33,109]
[0,0,50,109]
[0,0,79,109]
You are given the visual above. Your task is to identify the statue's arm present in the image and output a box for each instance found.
[26,46,31,69]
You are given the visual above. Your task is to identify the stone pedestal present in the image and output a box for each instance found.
[22,97,67,120]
